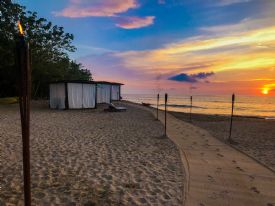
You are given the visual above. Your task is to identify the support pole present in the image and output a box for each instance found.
[164,93,168,136]
[17,34,31,206]
[156,93,159,120]
[228,93,235,143]
[190,96,192,122]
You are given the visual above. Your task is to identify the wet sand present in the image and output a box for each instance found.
[170,111,275,171]
[0,101,184,205]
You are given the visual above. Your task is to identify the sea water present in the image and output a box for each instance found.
[124,94,275,119]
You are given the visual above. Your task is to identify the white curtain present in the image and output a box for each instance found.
[49,83,65,109]
[112,85,120,100]
[83,84,96,108]
[68,83,83,108]
[97,84,111,103]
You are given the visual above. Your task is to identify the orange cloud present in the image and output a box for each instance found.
[115,16,155,29]
[114,25,275,77]
[54,0,138,17]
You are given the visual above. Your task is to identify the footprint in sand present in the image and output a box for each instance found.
[236,166,244,172]
[193,141,197,145]
[249,175,255,181]
[200,152,204,156]
[266,203,274,206]
[232,160,237,164]
[217,153,224,158]
[250,186,260,194]
[207,175,215,182]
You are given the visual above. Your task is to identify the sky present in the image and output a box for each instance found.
[16,0,275,96]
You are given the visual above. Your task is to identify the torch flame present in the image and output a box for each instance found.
[18,21,24,35]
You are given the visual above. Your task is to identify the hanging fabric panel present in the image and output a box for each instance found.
[68,83,83,108]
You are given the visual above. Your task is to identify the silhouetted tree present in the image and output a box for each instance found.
[0,0,92,98]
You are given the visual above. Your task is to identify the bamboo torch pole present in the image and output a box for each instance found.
[16,21,32,206]
[228,93,235,143]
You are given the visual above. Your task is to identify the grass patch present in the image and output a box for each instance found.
[0,97,18,105]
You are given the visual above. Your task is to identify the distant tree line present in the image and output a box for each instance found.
[0,0,92,98]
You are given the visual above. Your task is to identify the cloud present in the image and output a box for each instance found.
[54,0,138,18]
[158,0,165,4]
[168,73,196,83]
[114,16,155,29]
[168,72,215,83]
[216,0,251,6]
[114,23,275,78]
[192,72,215,79]
[74,1,275,94]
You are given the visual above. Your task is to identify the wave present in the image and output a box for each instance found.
[160,104,205,109]
[265,117,275,120]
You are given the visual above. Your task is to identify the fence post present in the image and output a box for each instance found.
[157,93,159,120]
[165,93,168,136]
[228,93,235,143]
[190,96,192,122]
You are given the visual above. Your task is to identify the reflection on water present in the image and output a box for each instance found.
[124,94,275,118]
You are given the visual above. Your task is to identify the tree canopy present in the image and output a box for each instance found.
[0,0,92,98]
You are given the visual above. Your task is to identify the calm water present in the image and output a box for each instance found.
[123,94,275,119]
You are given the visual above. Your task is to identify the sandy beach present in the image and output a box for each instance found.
[0,101,184,205]
[171,111,275,171]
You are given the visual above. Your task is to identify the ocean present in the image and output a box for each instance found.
[123,94,275,119]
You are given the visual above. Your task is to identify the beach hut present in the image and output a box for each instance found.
[111,82,123,101]
[96,81,123,103]
[49,80,96,109]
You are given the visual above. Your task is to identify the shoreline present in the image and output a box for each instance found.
[124,101,275,171]
[123,99,275,120]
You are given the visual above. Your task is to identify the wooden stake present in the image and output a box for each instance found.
[165,93,168,136]
[190,96,192,122]
[229,93,235,143]
[157,93,159,120]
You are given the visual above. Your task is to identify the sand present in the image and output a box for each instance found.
[134,103,275,206]
[0,101,184,205]
[171,112,275,171]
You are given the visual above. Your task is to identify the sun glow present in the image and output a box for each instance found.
[262,88,269,95]
[261,84,275,95]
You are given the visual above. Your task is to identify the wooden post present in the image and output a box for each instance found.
[228,93,235,143]
[16,22,31,206]
[189,96,192,122]
[165,93,168,136]
[156,93,159,120]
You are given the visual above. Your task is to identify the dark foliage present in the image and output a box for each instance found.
[0,0,92,98]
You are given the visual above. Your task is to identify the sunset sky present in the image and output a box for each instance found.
[17,0,275,95]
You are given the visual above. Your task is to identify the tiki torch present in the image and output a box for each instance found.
[16,21,32,206]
